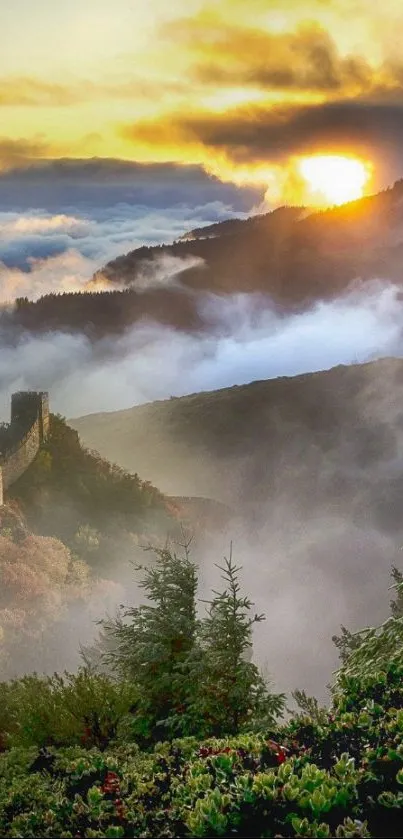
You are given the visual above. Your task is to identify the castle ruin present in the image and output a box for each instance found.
[0,391,50,506]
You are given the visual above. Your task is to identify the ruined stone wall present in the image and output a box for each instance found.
[0,391,49,506]
[0,419,41,489]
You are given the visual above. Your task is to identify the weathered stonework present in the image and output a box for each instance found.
[0,392,49,506]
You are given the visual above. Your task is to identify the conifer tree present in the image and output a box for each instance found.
[96,542,284,741]
[187,546,285,736]
[98,542,198,740]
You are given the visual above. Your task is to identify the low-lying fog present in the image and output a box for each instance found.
[2,268,403,702]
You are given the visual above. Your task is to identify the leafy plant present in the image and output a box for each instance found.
[0,668,137,750]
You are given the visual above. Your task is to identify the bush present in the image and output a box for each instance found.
[0,671,402,839]
[0,669,138,751]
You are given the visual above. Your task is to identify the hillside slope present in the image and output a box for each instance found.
[6,181,403,338]
[70,357,403,531]
[98,181,403,303]
[8,413,178,574]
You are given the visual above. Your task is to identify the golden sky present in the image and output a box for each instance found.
[2,0,403,202]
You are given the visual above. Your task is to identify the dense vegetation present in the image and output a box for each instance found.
[6,284,200,338]
[0,544,402,836]
[0,524,92,676]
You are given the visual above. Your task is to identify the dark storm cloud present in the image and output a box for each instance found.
[124,99,403,186]
[0,158,263,272]
[0,158,262,213]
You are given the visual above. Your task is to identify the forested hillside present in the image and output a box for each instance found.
[4,181,403,339]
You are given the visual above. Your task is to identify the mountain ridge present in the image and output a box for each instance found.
[70,356,403,528]
[6,180,403,339]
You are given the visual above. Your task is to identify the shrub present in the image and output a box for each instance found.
[0,680,402,839]
[0,668,138,751]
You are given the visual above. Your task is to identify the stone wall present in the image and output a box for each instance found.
[0,392,49,506]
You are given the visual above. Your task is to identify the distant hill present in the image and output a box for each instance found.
[6,180,403,338]
[95,180,403,302]
[70,357,403,535]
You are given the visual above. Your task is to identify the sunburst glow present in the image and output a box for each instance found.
[298,155,372,206]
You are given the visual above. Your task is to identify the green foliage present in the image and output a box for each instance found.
[184,549,285,737]
[96,543,284,743]
[332,626,364,666]
[0,667,402,839]
[291,690,328,725]
[99,543,199,741]
[0,562,402,834]
[333,569,403,681]
[0,669,137,751]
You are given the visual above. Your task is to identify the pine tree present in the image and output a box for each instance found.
[94,542,284,741]
[98,542,198,740]
[188,546,285,736]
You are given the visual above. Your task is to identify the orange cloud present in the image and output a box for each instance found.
[114,9,403,189]
[0,75,189,108]
[2,0,403,196]
[163,19,374,95]
[0,78,80,107]
[119,95,403,198]
[0,137,53,170]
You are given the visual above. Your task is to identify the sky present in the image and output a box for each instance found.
[2,0,403,202]
[1,0,403,301]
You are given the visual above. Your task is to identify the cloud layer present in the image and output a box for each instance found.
[1,278,402,420]
[0,162,261,281]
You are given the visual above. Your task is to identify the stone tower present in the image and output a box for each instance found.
[11,391,49,442]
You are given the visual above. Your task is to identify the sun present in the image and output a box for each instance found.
[297,154,372,206]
